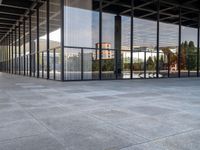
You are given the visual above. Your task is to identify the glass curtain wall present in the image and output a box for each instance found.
[39,1,47,78]
[133,18,157,78]
[49,0,61,80]
[15,27,19,74]
[64,0,100,80]
[12,30,15,74]
[20,23,24,75]
[101,1,115,80]
[121,15,131,79]
[159,22,179,78]
[181,26,198,77]
[2,1,200,81]
[31,11,37,77]
[25,18,30,75]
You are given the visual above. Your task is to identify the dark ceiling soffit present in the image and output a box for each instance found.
[0,0,43,42]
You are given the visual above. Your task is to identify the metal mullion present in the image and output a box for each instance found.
[15,27,17,74]
[178,7,181,78]
[27,55,29,75]
[99,0,102,80]
[42,52,44,78]
[23,19,26,76]
[47,0,50,79]
[53,49,56,80]
[8,35,10,73]
[144,50,146,78]
[197,14,200,77]
[11,31,13,74]
[60,0,64,81]
[37,5,40,78]
[130,0,134,79]
[156,0,160,78]
[19,24,21,75]
[29,13,32,77]
[168,53,170,77]
[81,48,83,80]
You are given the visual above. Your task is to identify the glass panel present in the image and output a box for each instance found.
[15,28,19,74]
[101,10,115,79]
[64,0,99,48]
[50,0,61,49]
[20,24,24,74]
[25,19,30,75]
[31,11,37,77]
[13,31,15,73]
[160,22,179,78]
[101,49,115,79]
[39,1,47,78]
[133,18,157,78]
[83,48,99,80]
[55,47,61,80]
[122,16,131,79]
[64,48,81,80]
[49,49,54,79]
[49,0,61,79]
[64,0,100,80]
[181,26,198,77]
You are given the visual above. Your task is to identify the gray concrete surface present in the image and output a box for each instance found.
[0,72,200,150]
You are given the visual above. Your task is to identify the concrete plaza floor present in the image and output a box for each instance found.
[0,72,200,150]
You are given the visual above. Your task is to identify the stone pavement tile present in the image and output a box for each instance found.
[87,107,145,124]
[0,98,13,104]
[0,103,21,112]
[127,105,175,116]
[18,99,62,109]
[120,143,161,150]
[26,106,74,119]
[0,133,65,150]
[0,119,47,142]
[41,114,147,150]
[114,115,182,140]
[121,129,200,150]
[0,109,32,126]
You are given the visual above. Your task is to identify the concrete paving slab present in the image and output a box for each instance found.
[0,73,200,150]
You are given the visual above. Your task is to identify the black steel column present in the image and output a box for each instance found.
[156,0,160,78]
[11,31,13,74]
[29,13,32,77]
[99,0,102,80]
[168,53,170,77]
[197,14,200,77]
[144,50,146,78]
[53,49,56,80]
[47,0,50,79]
[81,48,83,80]
[42,52,44,78]
[8,35,10,73]
[19,24,21,75]
[23,19,26,76]
[178,7,181,78]
[115,15,122,79]
[60,0,64,81]
[130,0,134,79]
[37,6,40,78]
[15,27,17,74]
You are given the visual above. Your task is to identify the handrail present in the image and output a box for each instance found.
[64,45,168,53]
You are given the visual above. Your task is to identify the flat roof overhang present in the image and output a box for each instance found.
[0,0,199,42]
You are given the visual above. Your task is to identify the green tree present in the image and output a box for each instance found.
[147,56,155,70]
[188,41,197,70]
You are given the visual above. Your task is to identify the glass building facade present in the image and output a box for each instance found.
[0,0,200,81]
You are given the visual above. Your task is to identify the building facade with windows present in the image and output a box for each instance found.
[0,0,200,81]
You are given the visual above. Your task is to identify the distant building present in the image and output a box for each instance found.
[94,43,114,60]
